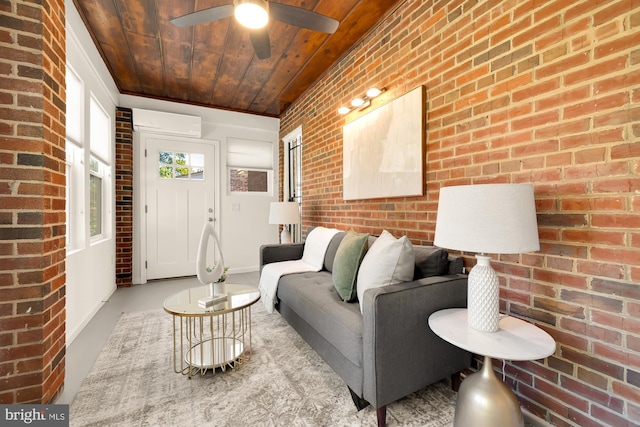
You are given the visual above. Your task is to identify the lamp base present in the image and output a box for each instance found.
[280,228,292,244]
[468,255,500,332]
[454,355,524,427]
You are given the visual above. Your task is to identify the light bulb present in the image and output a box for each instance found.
[338,106,351,115]
[351,98,365,107]
[235,1,269,29]
[366,87,382,98]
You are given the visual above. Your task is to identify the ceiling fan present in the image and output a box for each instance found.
[171,0,339,60]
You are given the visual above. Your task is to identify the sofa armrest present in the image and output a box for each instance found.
[448,254,464,275]
[361,275,471,408]
[259,243,305,273]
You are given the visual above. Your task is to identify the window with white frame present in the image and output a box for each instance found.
[227,138,273,194]
[89,95,111,240]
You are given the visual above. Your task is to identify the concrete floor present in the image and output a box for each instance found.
[56,272,260,405]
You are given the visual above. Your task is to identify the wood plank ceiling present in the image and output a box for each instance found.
[72,0,402,117]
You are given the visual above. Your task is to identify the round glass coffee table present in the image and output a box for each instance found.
[163,283,260,377]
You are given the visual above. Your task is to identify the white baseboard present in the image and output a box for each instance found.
[228,266,259,275]
[66,285,117,346]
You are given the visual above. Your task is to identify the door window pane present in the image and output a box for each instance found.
[158,151,204,180]
[159,151,173,164]
[191,167,204,180]
[175,166,189,179]
[191,153,205,179]
[159,166,173,178]
[191,153,204,167]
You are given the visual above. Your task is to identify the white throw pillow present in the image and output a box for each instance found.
[357,230,415,314]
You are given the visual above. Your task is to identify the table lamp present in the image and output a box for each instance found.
[269,201,300,243]
[434,183,540,332]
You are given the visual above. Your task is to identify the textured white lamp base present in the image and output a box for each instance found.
[280,227,292,244]
[468,255,500,332]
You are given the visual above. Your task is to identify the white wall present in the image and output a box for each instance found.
[65,1,120,344]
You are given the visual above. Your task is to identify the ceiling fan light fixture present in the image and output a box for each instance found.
[234,0,269,29]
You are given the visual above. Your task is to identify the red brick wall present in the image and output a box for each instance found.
[280,0,640,425]
[115,108,133,288]
[0,0,67,403]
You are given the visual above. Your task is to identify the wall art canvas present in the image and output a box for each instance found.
[343,86,424,201]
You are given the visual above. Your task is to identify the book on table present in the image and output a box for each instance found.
[198,294,227,309]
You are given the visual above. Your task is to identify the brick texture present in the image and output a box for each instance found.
[280,0,640,425]
[115,108,133,288]
[0,0,66,403]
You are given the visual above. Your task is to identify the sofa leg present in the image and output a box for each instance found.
[451,372,461,392]
[376,406,387,427]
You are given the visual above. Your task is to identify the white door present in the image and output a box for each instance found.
[145,137,216,280]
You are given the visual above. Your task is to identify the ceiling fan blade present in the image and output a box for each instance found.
[249,28,271,59]
[269,3,339,34]
[171,4,234,27]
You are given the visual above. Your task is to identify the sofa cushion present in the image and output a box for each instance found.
[277,271,364,367]
[332,230,369,302]
[324,232,346,273]
[357,230,415,313]
[413,246,449,279]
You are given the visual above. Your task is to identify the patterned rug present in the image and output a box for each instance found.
[70,305,457,426]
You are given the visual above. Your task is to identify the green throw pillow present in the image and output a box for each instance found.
[332,230,370,302]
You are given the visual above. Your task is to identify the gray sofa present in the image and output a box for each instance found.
[259,231,471,427]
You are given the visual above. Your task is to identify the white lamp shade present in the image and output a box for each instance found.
[269,202,300,225]
[434,183,540,254]
[434,183,539,333]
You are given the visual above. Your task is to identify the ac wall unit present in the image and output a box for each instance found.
[132,108,202,138]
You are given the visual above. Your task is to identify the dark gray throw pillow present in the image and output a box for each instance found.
[332,230,369,302]
[414,246,449,278]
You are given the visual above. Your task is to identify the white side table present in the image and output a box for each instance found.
[429,308,556,427]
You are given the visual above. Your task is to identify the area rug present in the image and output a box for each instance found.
[70,305,456,426]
